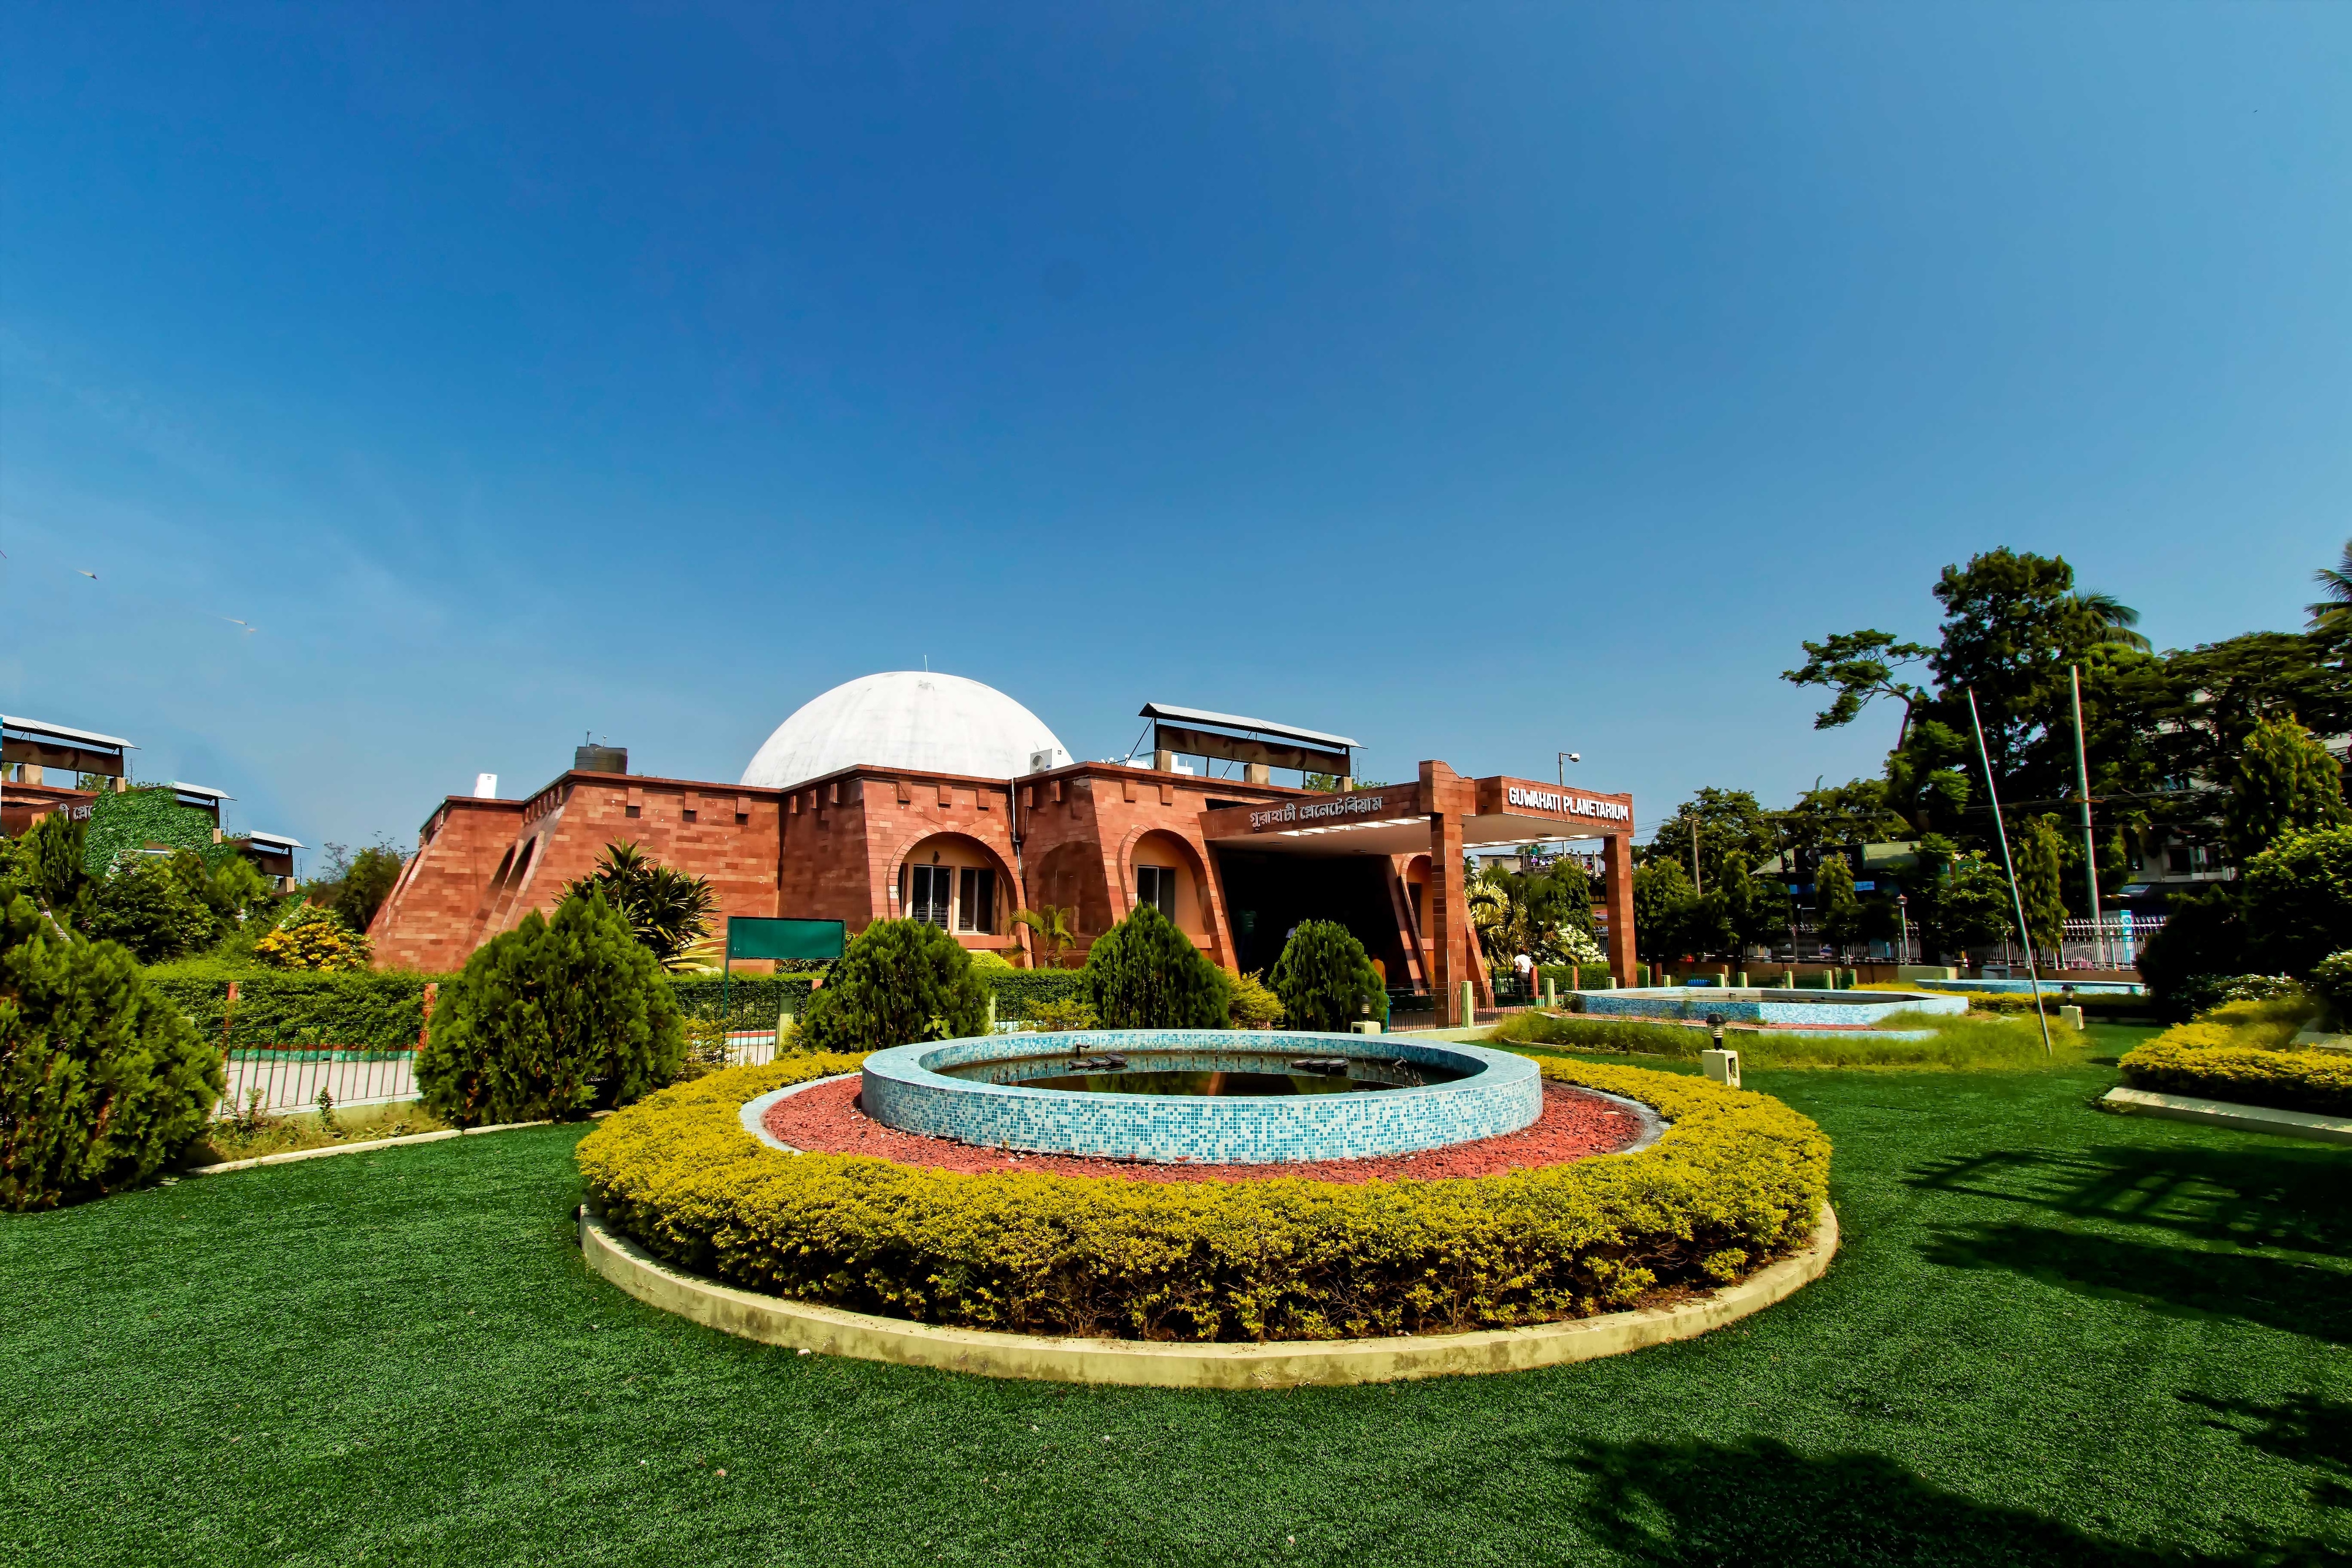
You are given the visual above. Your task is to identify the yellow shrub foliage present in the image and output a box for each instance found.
[252,918,371,973]
[2122,1021,2352,1116]
[576,1055,1831,1343]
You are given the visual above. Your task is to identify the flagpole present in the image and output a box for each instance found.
[1968,688,2054,1057]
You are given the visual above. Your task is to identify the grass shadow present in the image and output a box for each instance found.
[1919,1221,2352,1344]
[2180,1392,2352,1510]
[1905,1145,2352,1255]
[1563,1434,2304,1565]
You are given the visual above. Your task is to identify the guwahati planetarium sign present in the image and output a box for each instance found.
[1501,784,1630,824]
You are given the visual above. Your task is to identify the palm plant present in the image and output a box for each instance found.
[1011,904,1080,967]
[2073,590,2152,652]
[563,841,717,965]
[2309,538,2352,631]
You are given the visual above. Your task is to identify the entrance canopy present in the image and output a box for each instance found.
[1197,777,1634,856]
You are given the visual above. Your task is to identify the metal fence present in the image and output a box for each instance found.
[211,1031,818,1121]
[216,1049,421,1119]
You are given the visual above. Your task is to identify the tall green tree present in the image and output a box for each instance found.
[1812,851,1861,959]
[1632,858,1698,965]
[0,813,95,927]
[2013,814,2068,960]
[2241,826,2352,978]
[1906,836,2013,962]
[83,858,217,964]
[1781,631,1934,745]
[2307,537,2352,634]
[1644,788,1779,892]
[1782,778,1913,853]
[2223,714,2346,865]
[306,840,409,935]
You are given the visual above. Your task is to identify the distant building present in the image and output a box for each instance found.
[369,673,1644,1027]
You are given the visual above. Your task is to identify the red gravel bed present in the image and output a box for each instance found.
[760,1075,1645,1185]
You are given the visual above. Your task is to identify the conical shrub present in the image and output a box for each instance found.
[798,918,989,1054]
[1269,920,1386,1031]
[1,894,223,1210]
[1080,903,1231,1029]
[419,889,684,1126]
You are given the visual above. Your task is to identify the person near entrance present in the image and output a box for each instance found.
[1512,950,1535,996]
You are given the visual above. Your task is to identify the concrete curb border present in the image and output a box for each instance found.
[576,1202,1839,1388]
[2100,1086,2352,1146]
[189,1113,597,1175]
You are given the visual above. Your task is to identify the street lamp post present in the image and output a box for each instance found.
[1897,894,1910,968]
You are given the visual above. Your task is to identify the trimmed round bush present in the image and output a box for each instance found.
[1080,903,1230,1029]
[418,890,684,1126]
[1,894,224,1210]
[577,1055,1831,1342]
[1270,919,1385,1031]
[797,918,988,1054]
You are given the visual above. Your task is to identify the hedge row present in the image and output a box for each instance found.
[982,968,1087,1019]
[2117,1000,2349,1115]
[576,1056,1831,1343]
[140,965,1098,1049]
[2119,1039,2352,1116]
[147,971,441,1050]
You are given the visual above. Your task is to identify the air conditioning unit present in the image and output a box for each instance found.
[1026,747,1072,775]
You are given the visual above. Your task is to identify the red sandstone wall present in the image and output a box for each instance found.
[473,772,786,949]
[369,797,527,972]
[368,758,1447,987]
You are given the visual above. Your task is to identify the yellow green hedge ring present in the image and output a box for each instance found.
[576,1054,1832,1355]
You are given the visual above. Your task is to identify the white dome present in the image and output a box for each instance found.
[741,672,1068,790]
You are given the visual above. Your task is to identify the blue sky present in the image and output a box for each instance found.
[4,4,2347,868]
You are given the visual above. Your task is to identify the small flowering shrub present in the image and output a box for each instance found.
[253,905,372,972]
[1226,970,1284,1029]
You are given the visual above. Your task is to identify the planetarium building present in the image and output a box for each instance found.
[367,673,1637,1025]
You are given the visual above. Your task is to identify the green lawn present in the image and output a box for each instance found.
[4,1031,2347,1567]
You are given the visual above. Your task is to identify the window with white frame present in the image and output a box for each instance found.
[908,864,953,928]
[957,867,995,933]
[1136,864,1178,916]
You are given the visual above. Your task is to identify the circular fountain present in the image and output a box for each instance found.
[855,1030,1544,1165]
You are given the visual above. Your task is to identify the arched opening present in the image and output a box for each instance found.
[1128,829,1210,940]
[1401,854,1432,938]
[896,832,1014,942]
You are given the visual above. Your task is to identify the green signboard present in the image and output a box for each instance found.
[725,917,846,962]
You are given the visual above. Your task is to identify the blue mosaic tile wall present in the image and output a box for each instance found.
[861,1030,1542,1165]
[1579,988,1968,1027]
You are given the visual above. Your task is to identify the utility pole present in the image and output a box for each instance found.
[1690,821,1703,896]
[2070,665,2106,969]
[1967,689,2055,1057]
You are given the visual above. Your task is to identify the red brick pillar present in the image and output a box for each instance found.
[1422,761,1471,1027]
[1429,812,1466,1026]
[1602,831,1637,986]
